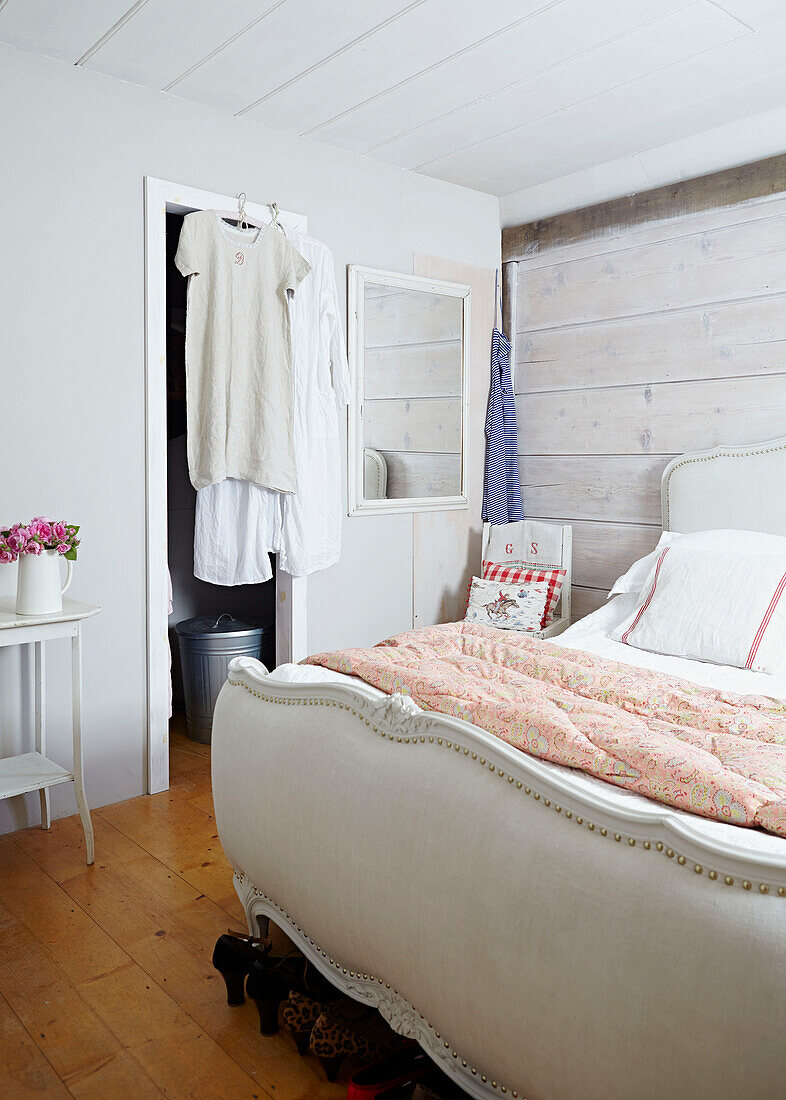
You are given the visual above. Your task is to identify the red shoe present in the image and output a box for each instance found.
[347,1045,430,1099]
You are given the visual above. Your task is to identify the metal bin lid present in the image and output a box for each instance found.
[174,613,269,638]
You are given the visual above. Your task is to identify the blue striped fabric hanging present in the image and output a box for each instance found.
[482,273,524,524]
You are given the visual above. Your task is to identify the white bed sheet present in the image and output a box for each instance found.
[559,593,786,696]
[267,598,786,861]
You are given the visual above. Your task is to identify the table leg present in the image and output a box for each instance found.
[34,641,50,830]
[71,627,94,865]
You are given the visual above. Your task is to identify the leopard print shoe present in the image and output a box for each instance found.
[308,1001,403,1081]
[280,990,333,1054]
[246,951,342,1036]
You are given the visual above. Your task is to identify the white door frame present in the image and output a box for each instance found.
[144,176,308,794]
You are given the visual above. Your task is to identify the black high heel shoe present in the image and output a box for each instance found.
[211,931,272,1006]
[246,951,341,1036]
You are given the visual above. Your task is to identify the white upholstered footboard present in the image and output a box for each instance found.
[212,657,786,1100]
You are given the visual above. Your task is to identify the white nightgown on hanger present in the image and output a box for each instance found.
[193,234,349,583]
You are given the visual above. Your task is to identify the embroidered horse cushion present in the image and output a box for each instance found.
[465,576,549,633]
[483,562,566,627]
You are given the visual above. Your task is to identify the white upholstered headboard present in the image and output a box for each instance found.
[662,436,786,535]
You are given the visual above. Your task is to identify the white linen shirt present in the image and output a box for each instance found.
[175,211,310,493]
[194,234,350,583]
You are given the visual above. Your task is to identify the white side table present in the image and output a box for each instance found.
[0,597,100,864]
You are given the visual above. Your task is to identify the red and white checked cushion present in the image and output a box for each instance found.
[465,562,566,629]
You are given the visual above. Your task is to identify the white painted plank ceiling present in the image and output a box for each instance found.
[1,0,786,198]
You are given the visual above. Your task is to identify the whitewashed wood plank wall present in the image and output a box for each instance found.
[502,153,786,618]
[364,286,463,498]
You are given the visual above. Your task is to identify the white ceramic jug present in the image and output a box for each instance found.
[16,550,73,616]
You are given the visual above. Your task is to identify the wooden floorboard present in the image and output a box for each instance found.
[0,720,344,1100]
[0,989,72,1098]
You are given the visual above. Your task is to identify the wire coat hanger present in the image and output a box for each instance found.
[215,191,263,230]
[237,191,249,231]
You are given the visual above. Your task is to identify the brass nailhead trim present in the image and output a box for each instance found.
[663,441,786,527]
[227,678,785,901]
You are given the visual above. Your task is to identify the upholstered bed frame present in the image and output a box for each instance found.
[212,437,786,1100]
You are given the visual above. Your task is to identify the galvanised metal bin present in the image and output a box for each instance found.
[175,614,271,743]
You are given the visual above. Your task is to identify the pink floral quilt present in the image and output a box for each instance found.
[306,622,786,838]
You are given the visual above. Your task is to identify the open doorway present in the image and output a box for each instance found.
[144,178,308,793]
[165,209,276,737]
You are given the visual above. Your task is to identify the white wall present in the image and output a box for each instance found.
[0,45,499,834]
[500,102,786,226]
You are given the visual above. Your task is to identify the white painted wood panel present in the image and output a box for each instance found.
[570,586,608,620]
[721,0,786,25]
[504,186,786,269]
[364,398,461,453]
[171,0,412,111]
[83,0,253,88]
[516,296,786,393]
[318,0,686,152]
[365,342,462,399]
[372,0,725,169]
[511,176,786,615]
[534,518,661,590]
[416,16,783,193]
[506,67,786,200]
[364,288,462,347]
[382,451,461,499]
[518,375,786,456]
[517,211,786,330]
[522,457,666,523]
[242,0,536,133]
[0,0,133,62]
[4,0,786,202]
[500,68,786,201]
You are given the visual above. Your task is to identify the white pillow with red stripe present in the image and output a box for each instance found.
[608,528,786,598]
[610,546,786,673]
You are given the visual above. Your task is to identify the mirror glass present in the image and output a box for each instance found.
[349,268,469,515]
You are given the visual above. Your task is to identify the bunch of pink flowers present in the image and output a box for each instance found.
[0,518,80,564]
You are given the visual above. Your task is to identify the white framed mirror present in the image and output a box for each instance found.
[348,265,471,516]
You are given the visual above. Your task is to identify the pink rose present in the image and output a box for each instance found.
[34,522,53,542]
[56,543,69,554]
[0,550,15,564]
[25,541,42,556]
[52,522,67,542]
[6,531,25,552]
